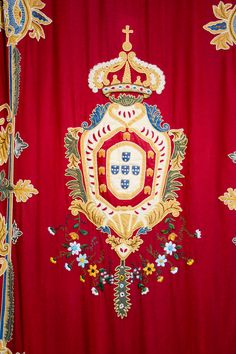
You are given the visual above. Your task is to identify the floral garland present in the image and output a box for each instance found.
[49,215,201,297]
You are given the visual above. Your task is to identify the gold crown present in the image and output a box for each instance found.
[88,25,165,98]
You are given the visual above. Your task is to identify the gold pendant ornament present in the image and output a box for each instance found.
[65,26,188,318]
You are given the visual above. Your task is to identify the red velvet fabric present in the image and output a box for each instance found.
[1,0,236,353]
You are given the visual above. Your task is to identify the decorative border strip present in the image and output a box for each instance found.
[0,1,51,352]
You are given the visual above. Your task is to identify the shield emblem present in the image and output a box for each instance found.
[121,179,130,189]
[132,166,140,175]
[111,165,119,175]
[121,165,130,175]
[122,152,131,162]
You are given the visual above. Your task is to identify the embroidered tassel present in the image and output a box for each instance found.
[114,261,131,318]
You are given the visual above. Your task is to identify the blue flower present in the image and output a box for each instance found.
[68,241,81,255]
[76,253,89,268]
[155,254,167,267]
[164,241,177,256]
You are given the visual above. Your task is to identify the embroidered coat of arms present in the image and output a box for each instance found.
[64,26,188,317]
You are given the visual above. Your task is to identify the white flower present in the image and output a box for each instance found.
[170,266,178,274]
[194,229,201,239]
[68,241,81,255]
[76,253,89,268]
[155,254,168,267]
[164,241,177,255]
[119,303,124,309]
[141,287,149,295]
[91,287,99,296]
[64,263,71,271]
[48,226,56,235]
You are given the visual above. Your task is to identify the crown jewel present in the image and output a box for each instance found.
[88,25,165,98]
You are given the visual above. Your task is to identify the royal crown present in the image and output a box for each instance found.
[88,25,165,99]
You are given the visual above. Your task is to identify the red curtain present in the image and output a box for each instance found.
[1,0,236,353]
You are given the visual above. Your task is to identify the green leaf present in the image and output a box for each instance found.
[64,131,80,160]
[79,229,88,235]
[169,223,175,229]
[81,244,89,249]
[65,168,87,202]
[173,253,179,260]
[161,229,169,234]
[176,245,182,249]
[73,223,80,229]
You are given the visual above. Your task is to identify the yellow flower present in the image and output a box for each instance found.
[80,275,85,283]
[88,264,99,277]
[143,263,155,275]
[69,232,79,240]
[50,257,57,264]
[157,275,164,282]
[186,258,194,266]
[168,232,177,241]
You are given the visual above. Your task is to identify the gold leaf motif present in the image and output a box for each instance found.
[203,2,236,50]
[219,188,236,210]
[213,1,232,20]
[0,213,9,277]
[68,153,79,169]
[170,154,183,171]
[0,123,13,166]
[13,179,38,202]
[211,31,233,49]
[0,213,8,257]
[29,0,45,9]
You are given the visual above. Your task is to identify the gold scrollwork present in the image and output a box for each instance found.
[0,213,9,277]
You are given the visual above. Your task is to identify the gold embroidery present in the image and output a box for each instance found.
[98,166,105,175]
[123,131,131,140]
[146,168,153,177]
[148,150,154,159]
[98,149,105,158]
[100,184,107,193]
[13,179,38,202]
[203,2,236,50]
[219,188,236,210]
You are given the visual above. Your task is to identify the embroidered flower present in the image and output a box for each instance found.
[50,257,57,264]
[194,229,201,239]
[155,255,167,267]
[69,232,79,240]
[88,264,99,277]
[170,266,178,274]
[141,287,149,295]
[164,241,177,255]
[91,287,99,296]
[76,253,89,268]
[68,241,81,255]
[168,232,177,241]
[80,275,85,282]
[64,263,72,271]
[143,263,155,275]
[157,275,164,282]
[48,226,56,235]
[186,259,194,266]
[119,303,124,309]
